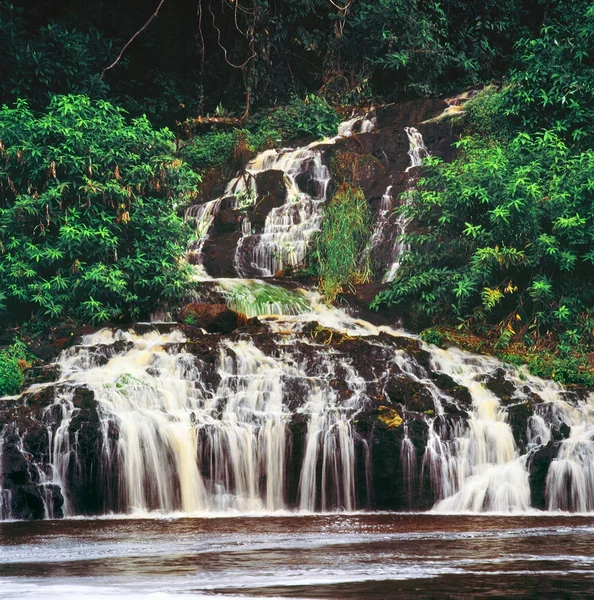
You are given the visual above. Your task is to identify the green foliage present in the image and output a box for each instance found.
[180,128,278,173]
[218,280,310,318]
[374,3,594,372]
[375,128,594,336]
[258,95,340,140]
[338,0,530,98]
[502,1,594,143]
[0,3,111,108]
[522,353,594,387]
[310,183,373,302]
[0,95,199,324]
[0,340,29,396]
[419,328,443,346]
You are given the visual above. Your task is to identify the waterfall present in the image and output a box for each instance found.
[234,147,331,277]
[382,127,428,283]
[5,325,365,516]
[544,398,594,511]
[5,108,594,521]
[186,114,375,279]
[3,289,594,518]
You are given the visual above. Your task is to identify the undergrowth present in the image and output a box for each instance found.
[420,326,594,387]
[309,183,373,302]
[0,340,31,396]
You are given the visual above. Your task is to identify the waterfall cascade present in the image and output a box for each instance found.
[3,113,594,521]
[3,292,594,519]
[233,147,331,277]
[382,126,428,283]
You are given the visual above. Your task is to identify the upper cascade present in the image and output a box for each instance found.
[382,126,429,283]
[185,113,376,279]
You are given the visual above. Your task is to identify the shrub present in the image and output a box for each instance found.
[180,128,279,173]
[257,95,340,140]
[0,340,29,396]
[310,183,373,302]
[0,4,111,108]
[0,95,200,324]
[420,328,443,347]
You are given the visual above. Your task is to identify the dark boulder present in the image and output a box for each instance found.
[178,303,244,333]
[252,170,287,227]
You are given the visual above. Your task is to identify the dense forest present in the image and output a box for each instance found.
[1,0,594,393]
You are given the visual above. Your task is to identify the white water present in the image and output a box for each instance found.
[234,147,331,277]
[3,286,594,517]
[186,114,376,279]
[382,126,428,283]
[21,324,363,516]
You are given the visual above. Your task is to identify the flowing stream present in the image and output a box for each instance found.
[382,126,428,283]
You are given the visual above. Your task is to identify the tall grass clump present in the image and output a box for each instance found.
[312,183,373,302]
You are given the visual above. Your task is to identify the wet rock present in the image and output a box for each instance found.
[9,484,46,520]
[252,170,287,227]
[202,230,243,277]
[28,324,96,362]
[178,303,243,334]
[385,376,435,413]
[72,387,96,410]
[23,365,61,387]
[430,372,473,408]
[329,150,385,190]
[215,209,244,232]
[507,401,535,452]
[484,368,517,404]
[528,442,560,510]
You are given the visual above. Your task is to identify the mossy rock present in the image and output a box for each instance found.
[330,151,385,188]
[378,405,404,428]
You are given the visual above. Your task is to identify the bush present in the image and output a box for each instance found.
[419,328,443,347]
[0,95,199,324]
[180,128,279,173]
[310,183,372,302]
[0,4,111,108]
[0,340,29,396]
[257,95,340,140]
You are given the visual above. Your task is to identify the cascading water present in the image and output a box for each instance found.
[382,126,428,283]
[3,324,366,517]
[4,110,594,523]
[233,147,331,277]
[3,288,594,518]
[186,113,375,279]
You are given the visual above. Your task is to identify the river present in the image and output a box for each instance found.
[2,513,594,599]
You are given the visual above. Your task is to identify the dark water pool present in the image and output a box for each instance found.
[1,513,594,599]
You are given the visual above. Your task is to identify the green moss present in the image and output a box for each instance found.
[219,280,310,318]
[378,406,403,428]
[330,151,383,186]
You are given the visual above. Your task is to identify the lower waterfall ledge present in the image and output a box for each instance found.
[1,310,591,520]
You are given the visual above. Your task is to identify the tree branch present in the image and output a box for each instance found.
[101,0,168,80]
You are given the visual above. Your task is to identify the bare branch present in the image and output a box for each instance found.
[208,0,256,69]
[101,0,168,80]
[328,0,353,11]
